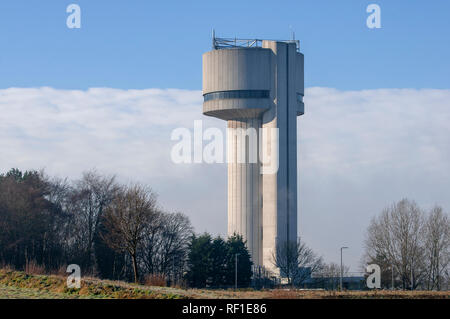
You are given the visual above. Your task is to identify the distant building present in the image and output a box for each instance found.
[301,267,366,290]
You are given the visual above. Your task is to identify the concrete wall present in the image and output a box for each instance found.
[203,48,271,93]
[261,40,304,273]
[202,48,271,120]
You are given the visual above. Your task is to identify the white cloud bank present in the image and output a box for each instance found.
[1,87,449,269]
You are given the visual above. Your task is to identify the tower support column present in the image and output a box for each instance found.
[227,118,262,266]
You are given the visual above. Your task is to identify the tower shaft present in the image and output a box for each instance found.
[227,118,262,266]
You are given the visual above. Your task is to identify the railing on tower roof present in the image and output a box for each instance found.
[212,34,300,52]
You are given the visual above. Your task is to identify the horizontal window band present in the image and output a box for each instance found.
[204,90,270,102]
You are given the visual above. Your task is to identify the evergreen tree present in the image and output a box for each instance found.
[225,234,253,287]
[185,233,212,288]
[210,237,228,287]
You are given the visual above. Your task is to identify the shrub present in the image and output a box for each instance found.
[144,273,166,287]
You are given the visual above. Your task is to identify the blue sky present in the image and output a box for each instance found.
[1,0,449,90]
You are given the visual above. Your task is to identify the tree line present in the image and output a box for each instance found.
[0,168,252,287]
[364,198,450,290]
[3,168,447,290]
[269,198,449,291]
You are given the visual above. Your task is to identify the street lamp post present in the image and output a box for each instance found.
[391,264,394,290]
[340,247,348,291]
[235,253,240,291]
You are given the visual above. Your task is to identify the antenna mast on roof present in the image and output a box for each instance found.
[289,25,295,41]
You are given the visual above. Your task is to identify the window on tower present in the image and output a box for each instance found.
[203,90,270,102]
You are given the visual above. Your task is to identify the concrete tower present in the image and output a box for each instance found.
[202,36,304,273]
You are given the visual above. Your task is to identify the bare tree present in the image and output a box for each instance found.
[158,212,193,280]
[423,206,450,290]
[272,238,323,286]
[140,211,193,283]
[141,210,164,275]
[69,170,118,269]
[42,175,73,268]
[101,184,158,283]
[364,199,426,289]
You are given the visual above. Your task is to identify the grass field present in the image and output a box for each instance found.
[0,285,96,299]
[0,269,448,299]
